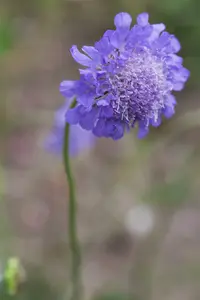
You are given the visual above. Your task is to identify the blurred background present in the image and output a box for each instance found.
[1,0,200,299]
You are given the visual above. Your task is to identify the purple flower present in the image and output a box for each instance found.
[61,12,190,140]
[46,100,95,156]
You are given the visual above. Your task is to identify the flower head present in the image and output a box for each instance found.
[61,12,190,139]
[46,100,95,156]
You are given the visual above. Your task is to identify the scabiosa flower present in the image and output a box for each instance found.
[61,12,190,140]
[46,99,95,156]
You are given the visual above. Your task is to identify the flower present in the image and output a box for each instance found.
[46,100,95,156]
[61,12,190,140]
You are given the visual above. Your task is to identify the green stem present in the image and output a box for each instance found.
[63,99,82,300]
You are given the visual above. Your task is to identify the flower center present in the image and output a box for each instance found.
[109,48,171,125]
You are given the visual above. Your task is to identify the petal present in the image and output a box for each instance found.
[82,46,101,63]
[110,30,128,48]
[103,120,114,138]
[137,13,149,27]
[79,108,99,130]
[45,128,63,154]
[95,37,113,55]
[79,68,91,76]
[155,32,181,53]
[175,67,190,82]
[170,66,190,90]
[69,125,95,156]
[93,119,106,137]
[75,80,95,107]
[173,82,185,91]
[165,54,183,65]
[96,99,109,106]
[128,24,153,46]
[70,45,92,67]
[114,12,132,30]
[163,95,176,118]
[149,23,165,41]
[167,94,177,106]
[171,54,183,64]
[60,80,77,98]
[100,106,113,118]
[137,123,149,139]
[55,102,71,126]
[102,120,124,140]
[168,35,181,53]
[66,106,80,125]
[163,105,175,118]
[112,123,124,140]
[103,30,114,38]
[152,23,165,33]
[151,116,162,127]
[77,93,94,107]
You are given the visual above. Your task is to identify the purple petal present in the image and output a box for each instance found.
[96,99,110,106]
[165,54,183,65]
[93,119,106,137]
[77,93,94,107]
[100,106,113,118]
[69,125,95,156]
[103,30,114,38]
[82,46,101,63]
[114,12,132,30]
[45,128,63,154]
[168,35,181,53]
[112,123,124,140]
[138,123,149,139]
[55,101,71,126]
[128,24,153,46]
[137,13,149,27]
[173,82,185,91]
[46,123,95,156]
[174,66,190,82]
[163,105,175,118]
[95,37,113,55]
[167,94,177,106]
[110,30,128,48]
[60,81,77,98]
[149,23,165,42]
[75,80,95,107]
[70,45,92,67]
[79,108,99,130]
[163,95,176,118]
[155,32,181,53]
[66,106,80,125]
[170,66,190,90]
[79,69,91,76]
[151,116,162,127]
[102,120,124,140]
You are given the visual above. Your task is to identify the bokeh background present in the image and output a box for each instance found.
[1,0,200,299]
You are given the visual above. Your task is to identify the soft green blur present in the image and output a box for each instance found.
[1,0,200,299]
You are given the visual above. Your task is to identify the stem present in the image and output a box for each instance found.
[63,99,82,300]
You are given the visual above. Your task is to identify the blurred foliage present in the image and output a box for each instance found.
[144,175,191,207]
[0,18,13,54]
[4,257,22,296]
[152,0,200,87]
[0,270,58,300]
[93,291,137,300]
[0,164,11,256]
[0,164,4,199]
